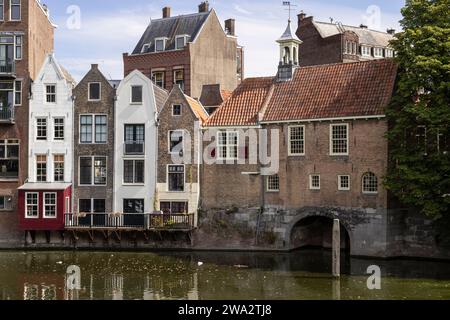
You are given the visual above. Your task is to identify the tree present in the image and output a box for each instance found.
[385,0,450,219]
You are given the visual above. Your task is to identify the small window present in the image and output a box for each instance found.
[155,38,165,52]
[25,193,38,218]
[123,199,145,214]
[36,118,47,141]
[0,195,12,211]
[267,175,280,192]
[131,85,143,104]
[88,83,101,101]
[15,35,22,60]
[45,84,56,103]
[173,69,184,91]
[217,131,238,160]
[36,154,47,182]
[172,104,182,116]
[43,193,57,219]
[168,165,184,192]
[10,0,21,21]
[289,126,305,156]
[54,118,64,141]
[310,175,321,190]
[0,1,4,21]
[124,160,145,184]
[65,196,70,214]
[80,115,93,143]
[141,43,150,53]
[374,47,384,58]
[330,124,349,156]
[0,140,19,179]
[362,172,378,194]
[14,80,21,105]
[54,154,65,182]
[338,175,350,191]
[385,49,394,58]
[175,36,186,50]
[151,71,165,88]
[361,45,371,57]
[169,130,184,154]
[93,157,107,185]
[95,115,107,143]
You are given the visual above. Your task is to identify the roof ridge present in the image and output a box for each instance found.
[314,20,393,35]
[296,58,395,71]
[151,11,210,23]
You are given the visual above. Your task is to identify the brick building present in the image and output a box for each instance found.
[0,0,54,245]
[123,1,243,99]
[296,12,395,67]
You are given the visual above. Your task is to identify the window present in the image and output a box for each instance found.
[160,201,188,214]
[0,139,19,179]
[88,82,101,101]
[361,45,371,57]
[80,115,93,143]
[65,196,70,214]
[289,126,305,156]
[217,131,238,160]
[124,124,145,155]
[141,43,150,53]
[15,35,21,60]
[151,71,164,88]
[352,42,357,55]
[123,199,144,214]
[36,155,47,182]
[169,130,184,154]
[0,1,3,21]
[415,125,427,154]
[43,193,57,218]
[267,175,280,192]
[131,85,143,104]
[45,84,56,103]
[54,154,64,182]
[36,118,47,140]
[330,124,349,156]
[173,69,184,91]
[14,80,21,105]
[79,156,107,186]
[124,160,144,184]
[172,104,182,116]
[155,38,165,52]
[338,175,350,191]
[10,0,21,21]
[79,199,105,213]
[168,165,184,192]
[54,118,64,141]
[310,175,321,190]
[374,47,384,58]
[95,115,107,143]
[362,172,378,194]
[25,193,38,218]
[175,36,186,50]
[0,195,12,211]
[385,49,394,58]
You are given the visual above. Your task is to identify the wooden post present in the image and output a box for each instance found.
[332,219,340,278]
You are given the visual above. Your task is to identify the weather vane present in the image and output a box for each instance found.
[282,1,297,22]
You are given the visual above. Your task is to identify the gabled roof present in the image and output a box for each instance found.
[206,59,397,126]
[132,11,211,54]
[184,94,209,124]
[154,84,169,112]
[36,54,76,86]
[313,21,394,47]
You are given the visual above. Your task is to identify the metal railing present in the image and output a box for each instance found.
[124,141,145,155]
[0,104,15,122]
[65,213,195,230]
[0,61,16,75]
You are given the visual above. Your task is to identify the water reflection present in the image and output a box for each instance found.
[0,250,449,300]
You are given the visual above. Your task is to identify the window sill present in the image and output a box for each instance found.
[122,183,145,187]
[362,192,379,196]
[130,102,143,106]
[0,178,19,182]
[266,190,280,193]
[88,99,101,102]
[167,191,186,193]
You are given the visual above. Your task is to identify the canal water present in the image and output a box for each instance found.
[0,250,449,300]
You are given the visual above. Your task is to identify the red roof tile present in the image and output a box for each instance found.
[185,94,209,125]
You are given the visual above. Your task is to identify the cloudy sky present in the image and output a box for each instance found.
[43,0,405,81]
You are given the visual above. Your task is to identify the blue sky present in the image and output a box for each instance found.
[43,0,405,81]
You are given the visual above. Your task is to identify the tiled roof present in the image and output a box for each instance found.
[59,65,76,85]
[185,94,209,124]
[154,84,169,112]
[220,90,233,102]
[132,11,210,54]
[205,77,274,127]
[206,59,397,126]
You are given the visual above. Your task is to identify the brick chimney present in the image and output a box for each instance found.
[162,6,171,18]
[91,64,98,69]
[298,11,307,23]
[225,19,235,36]
[199,1,209,13]
[360,24,368,29]
[387,28,396,35]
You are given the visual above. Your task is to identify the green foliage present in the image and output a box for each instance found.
[385,0,450,218]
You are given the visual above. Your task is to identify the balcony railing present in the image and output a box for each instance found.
[65,213,195,231]
[0,61,16,76]
[0,104,15,123]
[124,141,145,155]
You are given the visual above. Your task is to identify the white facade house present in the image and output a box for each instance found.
[28,54,75,185]
[114,70,159,214]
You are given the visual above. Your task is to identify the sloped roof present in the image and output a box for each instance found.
[278,20,302,43]
[132,11,211,54]
[313,21,394,47]
[59,65,76,85]
[153,84,169,112]
[205,77,274,127]
[185,94,209,124]
[206,59,397,126]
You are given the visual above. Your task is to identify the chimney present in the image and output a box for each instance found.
[298,11,307,23]
[387,28,396,35]
[198,1,209,13]
[162,7,171,18]
[91,64,98,70]
[360,24,368,29]
[225,19,235,36]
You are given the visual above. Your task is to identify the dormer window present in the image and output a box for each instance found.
[141,43,150,53]
[385,49,394,58]
[155,38,166,52]
[361,45,371,57]
[175,35,188,50]
[374,47,384,58]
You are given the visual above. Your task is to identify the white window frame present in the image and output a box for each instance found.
[217,131,239,161]
[123,159,145,185]
[88,82,101,102]
[141,43,151,53]
[374,47,384,58]
[362,172,379,195]
[79,114,107,144]
[25,192,39,219]
[78,156,108,186]
[9,0,21,21]
[175,35,187,50]
[154,37,166,52]
[36,117,47,141]
[338,175,351,191]
[43,192,57,219]
[267,175,280,192]
[309,174,321,190]
[53,117,65,141]
[151,71,165,88]
[168,130,184,155]
[167,164,185,193]
[172,104,182,116]
[45,84,56,104]
[14,35,22,60]
[36,154,47,182]
[65,196,71,214]
[0,0,4,21]
[361,45,371,57]
[53,154,65,182]
[288,125,305,156]
[14,80,22,105]
[130,85,143,105]
[385,49,394,58]
[330,123,349,156]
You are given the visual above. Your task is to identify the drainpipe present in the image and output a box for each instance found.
[71,94,76,215]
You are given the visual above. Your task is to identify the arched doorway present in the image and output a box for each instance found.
[290,216,351,252]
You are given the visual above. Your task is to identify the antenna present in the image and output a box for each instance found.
[282,1,297,22]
